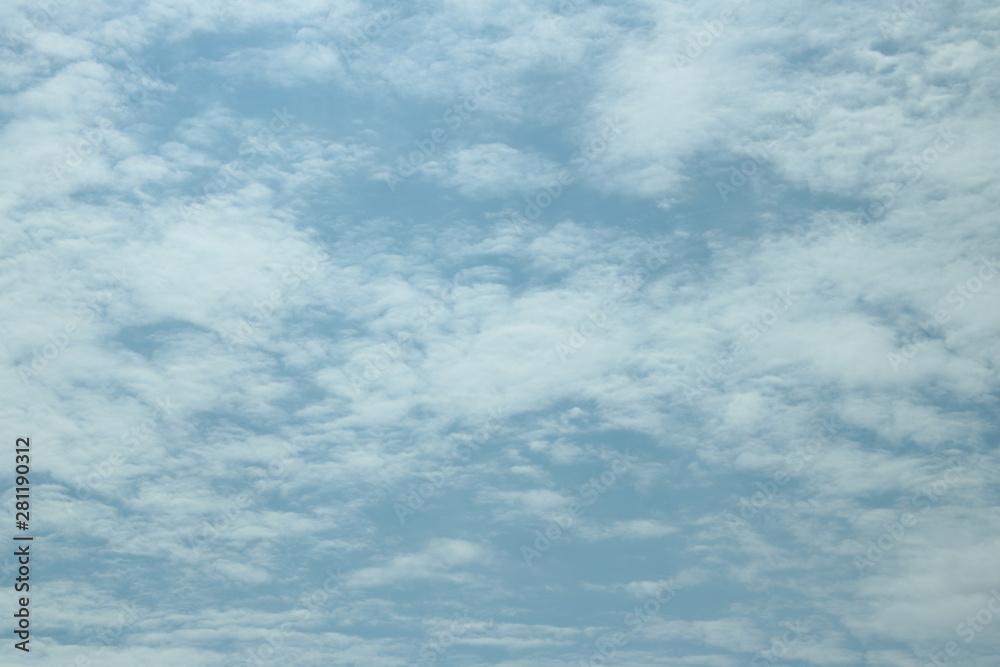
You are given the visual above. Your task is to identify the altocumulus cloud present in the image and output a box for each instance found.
[1,0,999,665]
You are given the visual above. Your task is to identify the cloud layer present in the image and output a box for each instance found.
[1,0,998,665]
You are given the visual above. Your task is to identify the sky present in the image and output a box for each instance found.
[1,0,999,665]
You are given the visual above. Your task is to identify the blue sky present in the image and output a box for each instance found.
[1,0,999,665]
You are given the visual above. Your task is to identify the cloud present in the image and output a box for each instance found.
[348,539,491,588]
[420,142,563,199]
[3,0,999,664]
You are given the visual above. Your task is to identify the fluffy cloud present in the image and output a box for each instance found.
[2,0,998,664]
